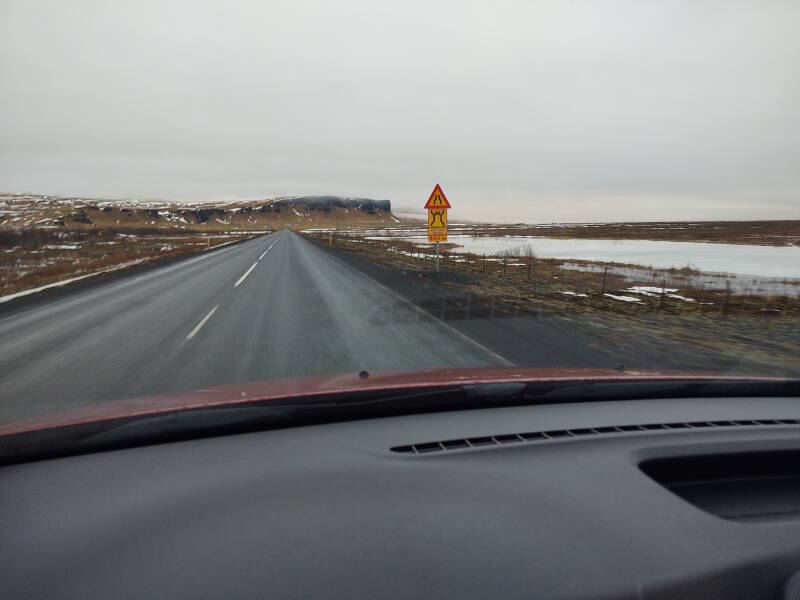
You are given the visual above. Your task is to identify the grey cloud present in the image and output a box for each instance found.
[1,0,798,221]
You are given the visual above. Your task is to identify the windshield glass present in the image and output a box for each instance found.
[1,1,798,433]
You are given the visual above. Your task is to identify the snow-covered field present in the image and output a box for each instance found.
[363,233,800,280]
[562,263,800,298]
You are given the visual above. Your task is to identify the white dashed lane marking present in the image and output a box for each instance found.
[185,305,218,341]
[234,262,258,288]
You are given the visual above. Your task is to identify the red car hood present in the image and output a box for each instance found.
[0,367,787,437]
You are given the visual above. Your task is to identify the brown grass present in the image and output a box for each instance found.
[0,229,254,296]
[307,232,800,374]
[310,233,799,319]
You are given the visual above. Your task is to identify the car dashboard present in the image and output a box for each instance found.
[3,395,800,599]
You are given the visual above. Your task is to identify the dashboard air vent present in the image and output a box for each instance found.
[390,418,800,455]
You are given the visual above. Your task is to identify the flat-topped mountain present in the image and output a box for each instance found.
[0,193,399,230]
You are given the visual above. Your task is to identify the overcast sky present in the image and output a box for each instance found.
[1,0,798,222]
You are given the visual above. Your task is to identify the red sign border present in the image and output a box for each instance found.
[423,183,452,209]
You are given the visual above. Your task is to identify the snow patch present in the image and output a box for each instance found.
[667,293,696,303]
[627,286,678,294]
[604,293,642,303]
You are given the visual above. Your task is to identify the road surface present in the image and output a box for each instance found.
[0,231,511,424]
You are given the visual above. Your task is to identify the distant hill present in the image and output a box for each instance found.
[0,193,400,231]
[273,196,391,213]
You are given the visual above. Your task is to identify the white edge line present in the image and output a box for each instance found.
[185,305,218,341]
[0,258,150,304]
[202,238,240,252]
[234,262,258,288]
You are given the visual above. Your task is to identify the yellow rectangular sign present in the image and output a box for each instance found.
[428,208,447,242]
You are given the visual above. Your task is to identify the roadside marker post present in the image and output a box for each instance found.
[424,184,451,272]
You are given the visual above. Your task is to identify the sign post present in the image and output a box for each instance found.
[424,183,451,272]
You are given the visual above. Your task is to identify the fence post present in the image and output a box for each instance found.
[503,256,507,274]
[721,280,731,315]
[527,261,532,281]
[602,268,608,294]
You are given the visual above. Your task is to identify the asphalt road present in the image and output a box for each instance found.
[0,231,512,424]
